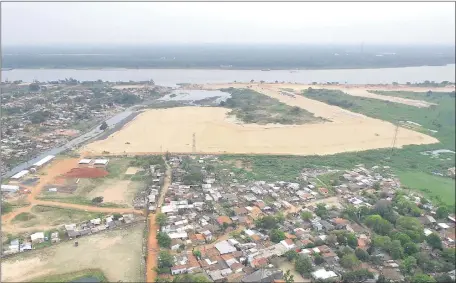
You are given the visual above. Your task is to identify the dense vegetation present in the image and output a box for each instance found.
[219,88,323,124]
[3,44,455,69]
[280,88,456,205]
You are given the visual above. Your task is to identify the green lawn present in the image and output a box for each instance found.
[397,171,455,206]
[219,87,326,124]
[28,269,108,282]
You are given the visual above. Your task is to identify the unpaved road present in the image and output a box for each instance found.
[2,157,144,234]
[83,84,438,156]
[146,158,171,283]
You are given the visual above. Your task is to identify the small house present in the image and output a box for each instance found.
[30,232,45,244]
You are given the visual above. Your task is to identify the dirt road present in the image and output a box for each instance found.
[146,159,171,283]
[2,157,144,234]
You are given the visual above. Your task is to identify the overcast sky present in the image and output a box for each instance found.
[2,2,455,45]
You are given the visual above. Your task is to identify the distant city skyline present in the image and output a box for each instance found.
[2,2,455,45]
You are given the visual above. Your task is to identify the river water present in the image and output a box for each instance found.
[2,64,455,178]
[2,64,455,86]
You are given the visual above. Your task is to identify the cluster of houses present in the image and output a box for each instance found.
[0,80,168,176]
[154,156,456,282]
[2,213,143,257]
[64,214,140,238]
[3,231,60,256]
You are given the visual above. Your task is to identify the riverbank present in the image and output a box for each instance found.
[2,62,455,71]
[3,64,455,86]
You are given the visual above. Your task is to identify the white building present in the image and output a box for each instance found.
[33,155,55,168]
[11,170,29,180]
[215,240,237,255]
[1,184,20,193]
[311,269,338,281]
[30,232,45,244]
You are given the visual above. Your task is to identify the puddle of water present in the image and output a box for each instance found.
[160,90,230,103]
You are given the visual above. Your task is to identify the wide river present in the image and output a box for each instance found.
[2,64,455,178]
[2,64,455,86]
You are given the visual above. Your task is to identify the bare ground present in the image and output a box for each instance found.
[1,223,145,282]
[83,84,438,156]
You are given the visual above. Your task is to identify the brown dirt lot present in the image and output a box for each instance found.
[1,223,145,282]
[83,84,438,156]
[87,180,140,206]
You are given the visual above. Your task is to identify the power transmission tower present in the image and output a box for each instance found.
[192,133,196,153]
[390,123,399,156]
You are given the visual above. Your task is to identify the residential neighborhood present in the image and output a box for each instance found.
[151,155,456,283]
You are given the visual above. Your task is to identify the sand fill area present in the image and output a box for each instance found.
[83,84,438,156]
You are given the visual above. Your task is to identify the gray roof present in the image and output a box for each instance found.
[241,269,283,283]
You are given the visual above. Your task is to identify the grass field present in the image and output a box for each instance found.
[397,171,455,206]
[302,89,455,148]
[220,87,325,124]
[27,269,108,283]
[1,223,145,282]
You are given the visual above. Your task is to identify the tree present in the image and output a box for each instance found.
[355,248,369,261]
[426,233,443,249]
[29,83,40,91]
[158,251,174,268]
[326,234,337,247]
[346,233,358,249]
[372,235,392,251]
[411,274,436,283]
[391,232,412,245]
[192,249,201,259]
[284,250,298,261]
[395,216,424,242]
[173,274,211,283]
[92,196,104,204]
[435,274,452,283]
[365,215,393,235]
[295,255,313,275]
[441,248,456,264]
[256,215,278,230]
[284,270,294,283]
[436,206,449,219]
[399,256,417,275]
[99,121,108,131]
[340,253,361,269]
[389,240,403,260]
[156,213,167,227]
[269,229,285,243]
[315,203,328,218]
[376,275,388,283]
[342,269,374,283]
[403,242,418,256]
[112,213,122,220]
[314,253,324,265]
[157,232,171,248]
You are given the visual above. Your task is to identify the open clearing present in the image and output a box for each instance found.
[272,83,453,108]
[8,206,106,231]
[83,84,437,156]
[1,223,145,282]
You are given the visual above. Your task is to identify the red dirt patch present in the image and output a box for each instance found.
[63,168,109,178]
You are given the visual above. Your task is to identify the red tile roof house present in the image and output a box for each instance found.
[319,187,329,195]
[217,216,233,226]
